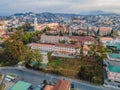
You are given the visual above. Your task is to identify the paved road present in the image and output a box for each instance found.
[0,67,118,90]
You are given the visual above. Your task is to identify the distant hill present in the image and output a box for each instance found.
[80,10,117,16]
[12,11,117,18]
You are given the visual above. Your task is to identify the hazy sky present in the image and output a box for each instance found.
[0,0,120,15]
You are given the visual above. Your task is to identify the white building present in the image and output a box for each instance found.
[100,37,114,44]
[114,37,120,44]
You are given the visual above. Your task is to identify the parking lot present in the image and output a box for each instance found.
[1,68,57,90]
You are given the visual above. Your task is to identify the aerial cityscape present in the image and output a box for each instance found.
[0,0,120,90]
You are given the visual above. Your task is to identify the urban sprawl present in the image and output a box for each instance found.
[0,12,120,90]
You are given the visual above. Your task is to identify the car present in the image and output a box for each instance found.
[29,86,34,89]
[71,83,74,88]
[5,78,11,82]
[38,84,44,88]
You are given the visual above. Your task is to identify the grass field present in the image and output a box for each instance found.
[46,55,104,84]
[46,57,82,78]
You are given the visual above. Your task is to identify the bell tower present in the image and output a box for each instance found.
[34,17,38,31]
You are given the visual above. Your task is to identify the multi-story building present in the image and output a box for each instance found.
[100,37,114,44]
[29,43,80,54]
[0,20,8,30]
[69,36,96,45]
[40,35,68,44]
[107,65,120,82]
[114,37,120,44]
[99,27,112,36]
[44,79,71,90]
[108,53,120,61]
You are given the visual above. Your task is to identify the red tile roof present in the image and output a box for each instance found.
[55,43,76,48]
[44,79,71,90]
[99,27,112,32]
[69,36,96,42]
[31,43,54,47]
[83,44,89,51]
[44,85,55,90]
[54,79,71,90]
[100,37,113,41]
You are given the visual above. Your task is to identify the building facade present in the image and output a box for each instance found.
[29,43,80,54]
[40,35,68,44]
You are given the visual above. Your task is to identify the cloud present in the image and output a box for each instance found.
[0,0,120,15]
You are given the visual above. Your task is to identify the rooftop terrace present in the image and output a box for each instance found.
[108,65,120,73]
[108,53,120,59]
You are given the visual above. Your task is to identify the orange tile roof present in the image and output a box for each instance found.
[44,79,70,90]
[54,79,71,90]
[44,85,55,90]
[69,36,96,42]
[31,43,54,47]
[99,27,112,32]
[55,43,76,48]
[83,45,89,51]
[100,37,113,41]
[31,43,80,49]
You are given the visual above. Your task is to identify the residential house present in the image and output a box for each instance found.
[0,30,6,37]
[114,36,120,44]
[100,37,114,44]
[99,27,112,36]
[44,79,71,90]
[40,35,68,44]
[69,36,96,45]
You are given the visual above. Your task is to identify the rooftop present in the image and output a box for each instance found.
[99,27,112,32]
[44,79,71,90]
[108,65,120,73]
[108,53,120,59]
[31,43,54,47]
[44,85,55,90]
[100,37,113,41]
[69,36,96,42]
[54,79,71,90]
[10,81,31,90]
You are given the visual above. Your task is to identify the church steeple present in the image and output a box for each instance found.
[34,17,38,31]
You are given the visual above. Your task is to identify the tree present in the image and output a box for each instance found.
[59,30,64,36]
[96,29,100,36]
[3,30,42,65]
[43,80,48,85]
[4,31,29,63]
[79,46,84,59]
[42,26,51,33]
[86,26,89,36]
[31,49,42,66]
[59,40,66,44]
[19,23,34,32]
[22,32,35,44]
[78,66,86,79]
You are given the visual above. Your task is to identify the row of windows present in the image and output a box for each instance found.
[32,46,78,52]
